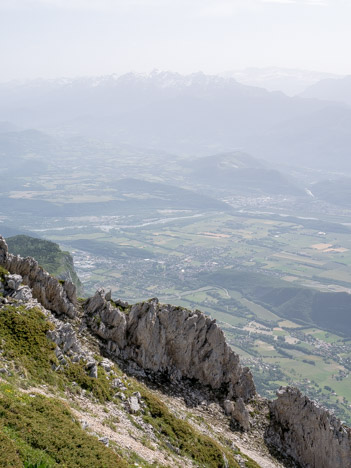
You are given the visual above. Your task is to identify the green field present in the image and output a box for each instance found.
[4,164,351,425]
[43,212,351,423]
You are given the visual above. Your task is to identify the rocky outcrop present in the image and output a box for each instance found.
[85,288,127,347]
[84,289,256,403]
[0,272,33,302]
[224,398,251,431]
[0,236,76,318]
[266,386,351,468]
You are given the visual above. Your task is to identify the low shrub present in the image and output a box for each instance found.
[0,385,127,467]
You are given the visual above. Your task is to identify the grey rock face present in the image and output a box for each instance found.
[85,289,127,347]
[84,292,256,403]
[232,398,250,431]
[6,274,23,291]
[0,236,76,318]
[224,398,250,431]
[0,272,33,302]
[100,359,112,373]
[12,285,33,302]
[266,386,351,468]
[89,364,98,379]
[224,399,235,416]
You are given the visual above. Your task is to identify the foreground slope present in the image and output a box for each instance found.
[1,235,350,468]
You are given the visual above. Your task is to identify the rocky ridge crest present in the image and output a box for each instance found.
[85,289,256,403]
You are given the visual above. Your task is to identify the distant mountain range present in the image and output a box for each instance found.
[1,71,351,172]
[221,67,340,96]
[300,75,351,107]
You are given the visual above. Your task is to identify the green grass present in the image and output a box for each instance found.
[0,265,9,282]
[141,390,240,468]
[64,363,115,403]
[0,305,119,402]
[0,305,59,385]
[0,428,23,467]
[0,383,127,467]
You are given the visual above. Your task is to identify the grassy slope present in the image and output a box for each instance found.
[0,298,256,468]
[0,302,126,467]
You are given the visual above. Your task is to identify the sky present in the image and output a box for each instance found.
[0,0,350,81]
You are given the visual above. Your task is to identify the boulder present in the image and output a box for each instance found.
[224,398,250,431]
[12,285,33,302]
[232,398,250,431]
[128,396,141,414]
[6,274,23,291]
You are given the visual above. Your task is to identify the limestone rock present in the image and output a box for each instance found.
[224,400,235,416]
[84,294,256,402]
[224,398,250,431]
[85,289,127,347]
[85,359,98,378]
[47,322,81,354]
[104,290,112,301]
[266,386,351,468]
[99,436,109,447]
[100,359,113,373]
[232,398,250,431]
[128,395,141,414]
[112,378,123,389]
[89,364,98,379]
[6,274,23,291]
[12,285,33,302]
[0,236,76,318]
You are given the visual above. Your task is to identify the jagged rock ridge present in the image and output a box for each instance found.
[85,289,256,402]
[266,387,351,468]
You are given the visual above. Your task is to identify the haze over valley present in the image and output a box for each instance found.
[2,67,351,426]
[1,1,351,466]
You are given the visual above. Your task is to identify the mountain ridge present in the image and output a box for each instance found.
[1,71,348,170]
[1,234,350,467]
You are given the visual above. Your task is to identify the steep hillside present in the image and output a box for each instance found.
[6,235,82,294]
[310,178,351,209]
[183,152,303,196]
[300,75,351,107]
[0,236,273,468]
[1,235,350,468]
[198,269,351,337]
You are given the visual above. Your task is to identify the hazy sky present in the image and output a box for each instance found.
[1,0,350,81]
